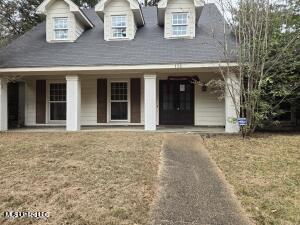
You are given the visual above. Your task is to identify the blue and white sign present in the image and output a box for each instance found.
[238,118,247,126]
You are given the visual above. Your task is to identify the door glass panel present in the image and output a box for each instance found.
[162,83,174,110]
[179,83,191,111]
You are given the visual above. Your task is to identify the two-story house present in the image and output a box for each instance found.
[0,0,239,133]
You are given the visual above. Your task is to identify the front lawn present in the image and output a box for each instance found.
[204,133,300,225]
[0,132,163,225]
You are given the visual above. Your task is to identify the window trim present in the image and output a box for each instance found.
[108,80,131,122]
[53,17,69,41]
[47,81,67,124]
[172,12,189,37]
[111,15,128,39]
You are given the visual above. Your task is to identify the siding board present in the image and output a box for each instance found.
[81,79,97,125]
[195,84,225,126]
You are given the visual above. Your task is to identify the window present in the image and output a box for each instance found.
[172,13,188,37]
[54,17,68,40]
[49,83,66,121]
[111,15,127,38]
[111,82,128,120]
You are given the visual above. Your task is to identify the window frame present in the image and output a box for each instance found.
[53,17,69,41]
[111,15,127,39]
[108,80,130,122]
[47,81,67,124]
[172,12,189,37]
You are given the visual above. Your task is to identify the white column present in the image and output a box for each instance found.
[66,75,81,131]
[225,73,240,133]
[0,78,8,131]
[144,74,157,131]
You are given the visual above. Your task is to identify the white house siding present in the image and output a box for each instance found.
[140,78,145,124]
[23,77,98,126]
[194,73,225,126]
[24,79,36,126]
[103,0,136,41]
[164,0,196,39]
[155,73,225,126]
[22,73,224,127]
[23,76,144,126]
[75,19,85,39]
[81,79,97,125]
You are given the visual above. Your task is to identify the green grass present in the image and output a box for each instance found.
[204,133,300,225]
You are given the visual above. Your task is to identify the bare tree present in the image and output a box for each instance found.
[213,0,299,136]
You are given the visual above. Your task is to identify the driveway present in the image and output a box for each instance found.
[150,134,253,225]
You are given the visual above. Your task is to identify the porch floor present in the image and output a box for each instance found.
[6,126,225,134]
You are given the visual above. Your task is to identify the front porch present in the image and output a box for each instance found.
[0,71,239,133]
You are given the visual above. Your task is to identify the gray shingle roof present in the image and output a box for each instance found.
[0,4,236,68]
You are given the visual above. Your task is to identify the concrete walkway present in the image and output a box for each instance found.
[150,134,253,225]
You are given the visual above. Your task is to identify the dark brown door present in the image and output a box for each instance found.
[159,80,194,125]
[7,83,19,128]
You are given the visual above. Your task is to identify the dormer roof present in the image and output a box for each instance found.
[157,0,205,26]
[95,0,145,27]
[36,0,94,28]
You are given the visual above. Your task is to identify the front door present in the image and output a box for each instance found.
[159,80,194,125]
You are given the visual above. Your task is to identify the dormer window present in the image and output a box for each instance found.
[112,15,127,38]
[172,13,188,37]
[157,0,205,39]
[95,0,144,41]
[54,17,68,40]
[36,0,93,43]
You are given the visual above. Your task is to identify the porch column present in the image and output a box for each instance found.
[144,74,157,131]
[225,73,240,133]
[66,75,81,131]
[0,78,8,131]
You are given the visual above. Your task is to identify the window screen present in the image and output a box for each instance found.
[49,83,66,120]
[172,13,188,36]
[111,82,128,120]
[112,15,127,38]
[54,17,68,40]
